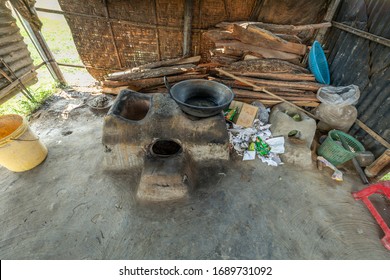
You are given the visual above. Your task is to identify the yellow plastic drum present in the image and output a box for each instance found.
[0,114,48,172]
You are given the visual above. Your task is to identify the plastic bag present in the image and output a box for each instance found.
[315,104,357,132]
[251,101,269,124]
[317,85,360,106]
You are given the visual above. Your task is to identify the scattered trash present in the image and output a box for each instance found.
[243,150,256,161]
[266,137,285,154]
[255,136,271,156]
[224,107,237,121]
[317,156,343,181]
[228,119,283,166]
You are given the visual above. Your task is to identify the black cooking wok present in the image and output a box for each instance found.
[164,77,234,118]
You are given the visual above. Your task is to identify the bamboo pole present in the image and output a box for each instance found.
[217,68,319,119]
[183,0,194,57]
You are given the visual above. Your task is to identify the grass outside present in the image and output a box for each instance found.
[0,15,88,117]
[381,172,390,181]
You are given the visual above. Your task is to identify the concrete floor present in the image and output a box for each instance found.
[0,91,389,259]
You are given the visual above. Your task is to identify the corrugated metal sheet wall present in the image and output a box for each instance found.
[324,0,390,157]
[0,0,36,103]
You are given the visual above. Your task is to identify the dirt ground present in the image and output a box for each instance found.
[0,89,389,260]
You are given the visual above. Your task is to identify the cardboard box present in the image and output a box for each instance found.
[229,101,258,127]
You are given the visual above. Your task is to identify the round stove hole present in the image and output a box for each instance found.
[151,140,182,157]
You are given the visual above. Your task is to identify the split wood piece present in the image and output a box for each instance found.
[365,150,390,178]
[204,29,235,42]
[355,119,390,150]
[233,76,321,92]
[210,47,244,57]
[232,24,306,55]
[106,56,200,79]
[210,55,240,65]
[217,68,319,119]
[228,71,316,82]
[215,40,301,61]
[223,58,309,73]
[197,62,223,69]
[233,89,318,102]
[234,98,319,107]
[102,74,208,90]
[208,77,308,94]
[141,87,168,93]
[243,54,261,60]
[106,64,197,81]
[134,56,201,71]
[102,86,129,95]
[216,21,332,35]
[275,34,302,44]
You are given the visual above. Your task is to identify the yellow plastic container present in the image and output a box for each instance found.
[0,114,48,172]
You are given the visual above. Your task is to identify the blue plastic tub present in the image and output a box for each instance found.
[309,41,330,84]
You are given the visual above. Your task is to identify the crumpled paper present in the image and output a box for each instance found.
[317,156,343,181]
[228,119,284,166]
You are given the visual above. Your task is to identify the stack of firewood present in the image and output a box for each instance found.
[102,21,330,107]
[102,56,206,95]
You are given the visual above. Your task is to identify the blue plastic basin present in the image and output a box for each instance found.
[309,41,330,84]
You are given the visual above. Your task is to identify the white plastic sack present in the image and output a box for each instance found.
[317,85,360,106]
[315,104,357,132]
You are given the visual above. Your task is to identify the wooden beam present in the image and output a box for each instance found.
[301,0,341,64]
[332,21,390,48]
[14,7,66,84]
[315,0,341,43]
[355,119,390,149]
[183,0,194,57]
[103,0,123,68]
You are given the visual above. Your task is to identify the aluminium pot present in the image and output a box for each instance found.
[164,77,234,118]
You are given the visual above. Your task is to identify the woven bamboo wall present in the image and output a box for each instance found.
[0,0,37,104]
[58,0,330,80]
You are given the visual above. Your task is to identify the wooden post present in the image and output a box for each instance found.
[315,0,341,44]
[365,150,390,178]
[249,0,264,21]
[13,7,66,84]
[183,0,194,57]
[103,0,123,68]
[302,0,341,64]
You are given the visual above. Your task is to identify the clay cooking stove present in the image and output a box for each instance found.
[102,90,229,202]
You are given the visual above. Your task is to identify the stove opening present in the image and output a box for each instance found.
[120,98,150,121]
[151,140,182,157]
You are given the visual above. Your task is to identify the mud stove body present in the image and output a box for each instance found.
[102,90,229,202]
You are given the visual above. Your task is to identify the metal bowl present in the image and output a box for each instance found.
[166,79,234,118]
